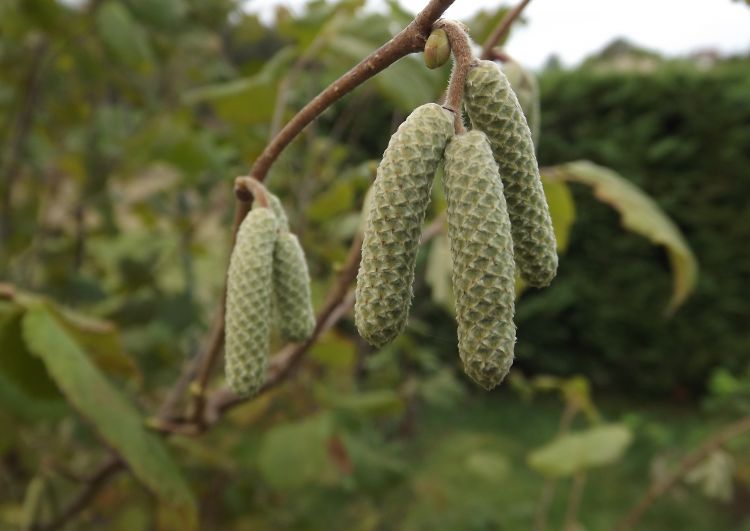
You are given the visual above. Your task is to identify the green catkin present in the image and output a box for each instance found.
[443,131,517,390]
[225,208,277,397]
[273,232,316,342]
[464,59,557,287]
[355,103,454,347]
[267,192,289,232]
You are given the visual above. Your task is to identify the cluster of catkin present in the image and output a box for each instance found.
[355,57,557,390]
[224,183,316,397]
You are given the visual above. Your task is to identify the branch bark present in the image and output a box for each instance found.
[615,414,750,531]
[480,0,533,60]
[30,456,123,531]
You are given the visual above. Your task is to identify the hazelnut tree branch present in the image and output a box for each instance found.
[29,455,123,531]
[480,0,533,60]
[615,414,750,531]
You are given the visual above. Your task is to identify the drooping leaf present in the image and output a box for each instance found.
[528,424,632,477]
[542,175,576,253]
[547,160,697,313]
[21,304,197,527]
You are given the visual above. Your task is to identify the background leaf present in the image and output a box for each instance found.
[21,304,197,527]
[527,424,633,477]
[548,160,698,313]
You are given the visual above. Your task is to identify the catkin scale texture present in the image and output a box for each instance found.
[355,103,454,347]
[465,60,557,287]
[273,232,316,342]
[224,208,277,397]
[267,192,289,232]
[443,131,516,390]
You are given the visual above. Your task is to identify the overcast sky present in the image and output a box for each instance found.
[245,0,750,69]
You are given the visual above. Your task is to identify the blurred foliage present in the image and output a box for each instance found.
[0,0,747,529]
[532,60,750,395]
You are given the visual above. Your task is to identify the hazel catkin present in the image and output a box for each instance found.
[224,207,277,397]
[273,232,316,342]
[442,130,517,390]
[355,103,454,347]
[464,59,557,288]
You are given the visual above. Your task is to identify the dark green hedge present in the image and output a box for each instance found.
[516,61,750,396]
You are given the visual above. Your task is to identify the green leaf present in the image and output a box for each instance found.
[182,47,296,126]
[52,306,139,381]
[127,0,187,30]
[96,1,153,68]
[307,179,356,222]
[528,424,632,477]
[21,304,197,526]
[257,413,340,490]
[542,176,576,253]
[549,160,698,314]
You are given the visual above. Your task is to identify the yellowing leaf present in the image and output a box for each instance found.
[542,178,576,253]
[548,160,697,314]
[21,304,197,527]
[528,424,632,477]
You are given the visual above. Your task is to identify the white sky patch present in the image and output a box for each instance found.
[244,0,750,68]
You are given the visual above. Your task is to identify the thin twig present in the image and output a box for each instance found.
[184,198,252,425]
[615,414,750,531]
[564,471,587,531]
[249,0,456,182]
[30,456,123,531]
[436,19,474,133]
[480,0,533,60]
[534,402,578,531]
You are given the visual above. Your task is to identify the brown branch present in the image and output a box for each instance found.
[480,0,533,60]
[173,0,457,429]
[615,414,750,531]
[30,456,123,531]
[249,0,456,182]
[435,19,474,133]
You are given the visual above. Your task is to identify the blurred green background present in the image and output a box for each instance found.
[1,0,749,530]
